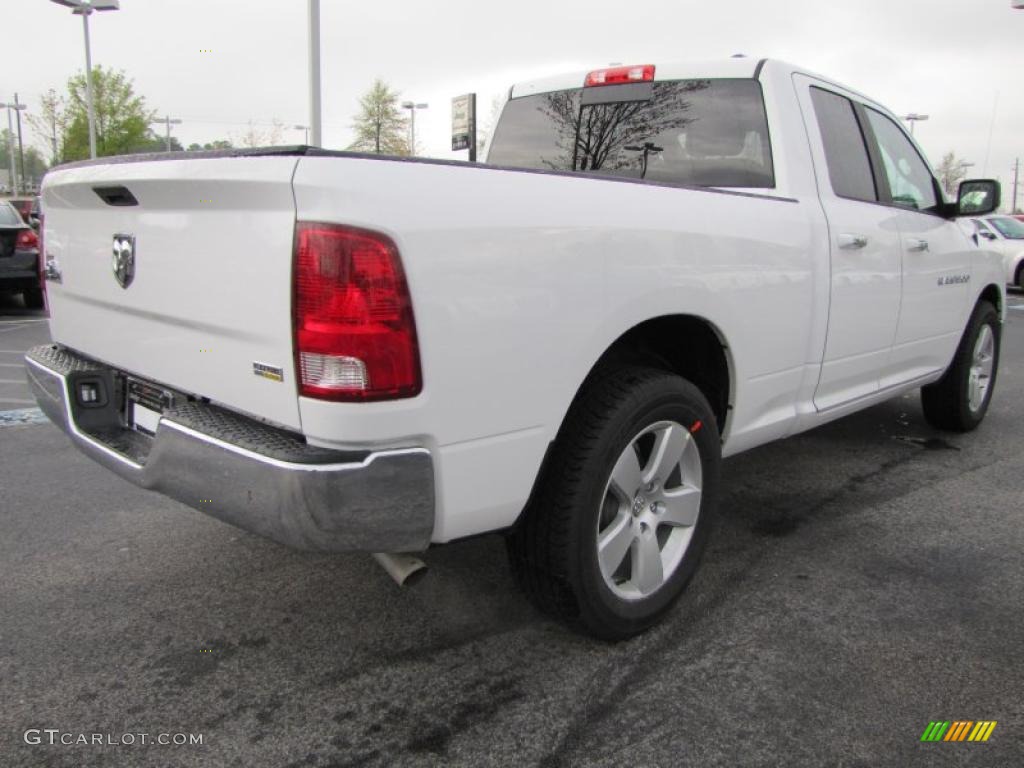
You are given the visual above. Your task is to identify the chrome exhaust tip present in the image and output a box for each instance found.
[372,552,427,587]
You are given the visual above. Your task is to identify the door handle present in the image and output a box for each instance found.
[838,233,868,250]
[906,238,929,252]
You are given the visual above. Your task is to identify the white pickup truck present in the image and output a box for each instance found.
[27,59,1004,639]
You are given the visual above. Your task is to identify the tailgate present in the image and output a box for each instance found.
[41,155,303,430]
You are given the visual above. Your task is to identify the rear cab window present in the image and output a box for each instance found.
[809,87,878,203]
[487,79,775,189]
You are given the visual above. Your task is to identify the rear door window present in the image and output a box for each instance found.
[809,87,877,203]
[487,79,775,188]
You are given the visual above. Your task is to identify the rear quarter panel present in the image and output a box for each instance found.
[293,157,824,540]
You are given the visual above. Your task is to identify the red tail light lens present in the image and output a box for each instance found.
[584,64,655,87]
[293,222,421,401]
[16,229,38,248]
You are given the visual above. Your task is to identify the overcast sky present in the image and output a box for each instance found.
[4,0,1023,206]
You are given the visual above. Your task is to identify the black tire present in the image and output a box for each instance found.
[22,287,44,310]
[921,300,1000,432]
[507,366,721,640]
[1016,264,1024,291]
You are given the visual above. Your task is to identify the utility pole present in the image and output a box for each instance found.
[152,116,182,151]
[14,94,26,193]
[1013,158,1020,214]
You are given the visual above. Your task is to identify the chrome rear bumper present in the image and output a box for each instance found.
[24,344,435,552]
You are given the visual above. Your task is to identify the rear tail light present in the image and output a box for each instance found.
[16,229,38,249]
[293,222,421,401]
[584,64,655,87]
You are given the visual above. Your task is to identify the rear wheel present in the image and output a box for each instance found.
[22,287,44,310]
[1016,263,1024,291]
[507,366,720,640]
[921,300,1000,432]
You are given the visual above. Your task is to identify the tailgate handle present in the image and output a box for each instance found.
[93,186,138,207]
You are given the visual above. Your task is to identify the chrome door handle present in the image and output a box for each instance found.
[906,238,929,252]
[838,233,868,249]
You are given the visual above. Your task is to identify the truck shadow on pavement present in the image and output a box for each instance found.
[6,378,1018,768]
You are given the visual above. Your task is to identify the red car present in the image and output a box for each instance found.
[0,200,43,308]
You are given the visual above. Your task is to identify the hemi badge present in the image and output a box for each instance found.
[253,362,284,382]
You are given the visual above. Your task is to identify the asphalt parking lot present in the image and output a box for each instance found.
[1,291,1023,768]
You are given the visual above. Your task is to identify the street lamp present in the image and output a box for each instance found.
[902,113,929,135]
[50,0,120,160]
[294,124,310,144]
[0,100,26,193]
[307,0,322,147]
[151,115,182,151]
[401,101,428,156]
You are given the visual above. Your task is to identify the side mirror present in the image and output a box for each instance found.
[956,179,1000,217]
[979,230,997,240]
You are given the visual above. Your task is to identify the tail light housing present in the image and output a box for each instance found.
[293,222,421,401]
[16,228,38,249]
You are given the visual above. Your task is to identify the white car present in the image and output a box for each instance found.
[26,59,1005,639]
[972,216,1024,288]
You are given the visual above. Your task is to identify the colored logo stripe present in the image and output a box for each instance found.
[921,721,996,742]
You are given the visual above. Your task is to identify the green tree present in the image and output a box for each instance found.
[187,140,233,151]
[1,129,47,191]
[349,80,410,155]
[62,66,156,160]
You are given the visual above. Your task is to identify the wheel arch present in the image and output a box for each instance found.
[517,314,734,528]
[978,282,1003,316]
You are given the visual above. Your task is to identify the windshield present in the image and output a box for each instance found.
[988,216,1024,239]
[487,78,775,188]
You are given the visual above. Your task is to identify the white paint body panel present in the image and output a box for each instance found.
[42,156,303,429]
[39,60,1006,546]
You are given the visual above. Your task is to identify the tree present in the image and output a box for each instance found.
[234,120,284,148]
[349,80,409,155]
[1,129,47,191]
[477,95,505,157]
[26,89,69,165]
[935,152,972,198]
[61,66,156,160]
[187,140,233,151]
[537,81,706,175]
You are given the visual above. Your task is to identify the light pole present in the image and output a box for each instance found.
[1,103,20,193]
[50,0,121,160]
[401,101,428,156]
[307,0,322,147]
[151,116,182,151]
[1,100,27,193]
[902,113,929,135]
[294,124,310,144]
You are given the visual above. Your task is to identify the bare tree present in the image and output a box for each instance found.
[234,119,284,148]
[539,81,708,174]
[27,89,68,165]
[477,95,506,157]
[935,151,973,197]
